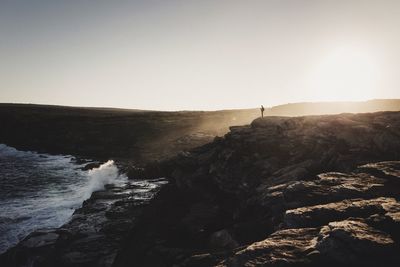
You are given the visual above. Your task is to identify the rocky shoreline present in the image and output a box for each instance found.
[2,111,400,267]
[0,178,167,267]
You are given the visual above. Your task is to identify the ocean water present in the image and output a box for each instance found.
[0,144,127,254]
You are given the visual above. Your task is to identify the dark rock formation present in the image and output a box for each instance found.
[113,112,400,267]
[219,218,398,267]
[0,179,167,267]
[3,111,400,267]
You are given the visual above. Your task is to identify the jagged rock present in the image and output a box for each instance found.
[218,219,399,267]
[168,112,400,199]
[284,197,400,228]
[216,228,320,267]
[359,161,400,181]
[316,219,398,265]
[113,112,400,267]
[257,171,388,218]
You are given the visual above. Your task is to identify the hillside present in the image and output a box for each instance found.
[0,104,258,163]
[1,99,400,164]
[267,99,400,116]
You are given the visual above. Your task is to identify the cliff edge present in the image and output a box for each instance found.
[2,112,400,267]
[115,112,400,267]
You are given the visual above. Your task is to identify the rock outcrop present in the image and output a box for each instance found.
[3,112,400,267]
[114,112,400,267]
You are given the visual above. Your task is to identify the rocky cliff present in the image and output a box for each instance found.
[114,112,400,267]
[2,112,400,267]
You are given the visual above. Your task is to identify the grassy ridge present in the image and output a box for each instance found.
[0,104,258,163]
[1,99,399,163]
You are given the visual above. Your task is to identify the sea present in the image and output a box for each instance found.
[0,144,128,254]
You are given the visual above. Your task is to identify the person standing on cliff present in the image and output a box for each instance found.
[260,105,265,118]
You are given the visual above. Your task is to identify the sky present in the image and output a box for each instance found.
[0,0,400,110]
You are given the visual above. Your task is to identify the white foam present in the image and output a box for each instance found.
[83,160,126,199]
[0,145,127,253]
[0,143,37,158]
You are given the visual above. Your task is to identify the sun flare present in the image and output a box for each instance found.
[308,45,381,102]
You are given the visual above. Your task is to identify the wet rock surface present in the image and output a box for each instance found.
[0,179,167,267]
[113,112,400,267]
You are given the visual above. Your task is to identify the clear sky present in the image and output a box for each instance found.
[0,0,399,110]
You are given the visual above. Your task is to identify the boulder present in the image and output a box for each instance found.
[217,228,320,267]
[316,219,398,265]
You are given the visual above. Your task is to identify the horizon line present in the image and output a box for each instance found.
[0,98,399,112]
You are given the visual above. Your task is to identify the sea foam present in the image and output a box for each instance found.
[83,160,126,199]
[0,144,126,253]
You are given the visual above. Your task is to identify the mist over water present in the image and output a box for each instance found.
[0,144,126,254]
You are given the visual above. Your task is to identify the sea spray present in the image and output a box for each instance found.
[83,160,126,199]
[0,145,127,254]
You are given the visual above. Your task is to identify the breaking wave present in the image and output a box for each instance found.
[84,160,126,199]
[0,144,126,254]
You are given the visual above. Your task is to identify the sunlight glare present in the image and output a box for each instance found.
[307,45,381,102]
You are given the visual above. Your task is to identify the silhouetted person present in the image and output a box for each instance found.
[260,105,265,118]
